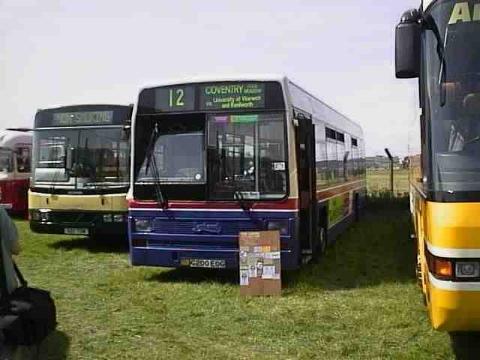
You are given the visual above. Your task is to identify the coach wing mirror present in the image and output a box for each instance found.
[395,9,421,79]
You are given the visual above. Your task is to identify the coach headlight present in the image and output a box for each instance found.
[456,262,480,278]
[103,214,113,223]
[267,220,289,235]
[135,218,153,233]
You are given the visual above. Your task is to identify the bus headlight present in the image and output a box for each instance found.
[267,220,289,235]
[31,210,41,221]
[39,210,50,222]
[135,219,153,232]
[103,214,113,223]
[456,262,480,278]
[113,214,125,223]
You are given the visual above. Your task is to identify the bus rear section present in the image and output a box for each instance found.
[129,77,365,270]
[0,129,32,214]
[29,104,132,238]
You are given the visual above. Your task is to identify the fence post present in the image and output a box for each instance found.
[384,148,394,195]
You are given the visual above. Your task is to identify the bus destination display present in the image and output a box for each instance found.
[52,111,114,126]
[199,83,265,110]
[152,83,266,112]
[154,86,195,112]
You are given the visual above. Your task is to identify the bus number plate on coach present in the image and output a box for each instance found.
[64,228,89,235]
[183,259,226,269]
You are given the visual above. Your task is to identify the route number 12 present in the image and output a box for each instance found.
[169,88,184,107]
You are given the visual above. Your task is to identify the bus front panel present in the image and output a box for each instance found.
[130,80,301,268]
[30,104,132,237]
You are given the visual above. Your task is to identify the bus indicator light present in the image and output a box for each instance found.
[427,251,453,279]
[432,258,453,278]
[435,259,453,278]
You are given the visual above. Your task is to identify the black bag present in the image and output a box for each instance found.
[0,258,57,346]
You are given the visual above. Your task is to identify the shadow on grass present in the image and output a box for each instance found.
[148,196,414,291]
[449,332,480,360]
[284,195,414,291]
[49,236,128,254]
[146,267,239,286]
[39,330,70,360]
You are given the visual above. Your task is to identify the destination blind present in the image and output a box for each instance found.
[35,105,132,128]
[145,82,284,113]
[199,83,265,110]
[52,111,114,126]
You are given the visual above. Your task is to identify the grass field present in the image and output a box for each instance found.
[367,169,409,195]
[12,198,476,359]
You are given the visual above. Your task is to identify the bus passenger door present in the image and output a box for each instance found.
[295,115,317,258]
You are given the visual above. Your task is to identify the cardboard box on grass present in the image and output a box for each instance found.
[239,230,281,296]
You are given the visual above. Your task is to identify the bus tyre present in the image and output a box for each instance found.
[319,226,327,255]
[312,225,327,263]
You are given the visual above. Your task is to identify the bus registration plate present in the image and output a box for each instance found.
[184,259,226,269]
[64,228,89,235]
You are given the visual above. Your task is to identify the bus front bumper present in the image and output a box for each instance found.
[29,210,127,236]
[429,275,480,331]
[130,245,298,270]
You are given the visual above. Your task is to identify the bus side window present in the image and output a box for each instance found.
[16,147,31,173]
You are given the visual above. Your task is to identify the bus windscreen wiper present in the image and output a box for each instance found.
[234,188,250,212]
[425,14,448,106]
[145,123,168,209]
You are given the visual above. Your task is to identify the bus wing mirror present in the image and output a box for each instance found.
[122,125,131,141]
[395,9,421,79]
[463,93,480,116]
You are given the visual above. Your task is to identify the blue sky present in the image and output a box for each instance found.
[0,0,420,156]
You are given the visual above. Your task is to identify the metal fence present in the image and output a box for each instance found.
[366,168,409,197]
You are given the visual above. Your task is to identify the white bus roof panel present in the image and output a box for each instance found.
[0,129,32,149]
[286,80,363,139]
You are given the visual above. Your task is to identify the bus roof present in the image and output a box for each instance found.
[36,103,132,113]
[138,74,288,90]
[0,129,32,149]
[286,80,363,138]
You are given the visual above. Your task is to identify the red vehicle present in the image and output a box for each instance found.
[0,129,32,214]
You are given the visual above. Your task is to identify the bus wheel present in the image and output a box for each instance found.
[312,225,327,263]
[319,226,327,255]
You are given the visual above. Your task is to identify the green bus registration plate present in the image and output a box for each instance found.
[64,228,89,235]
